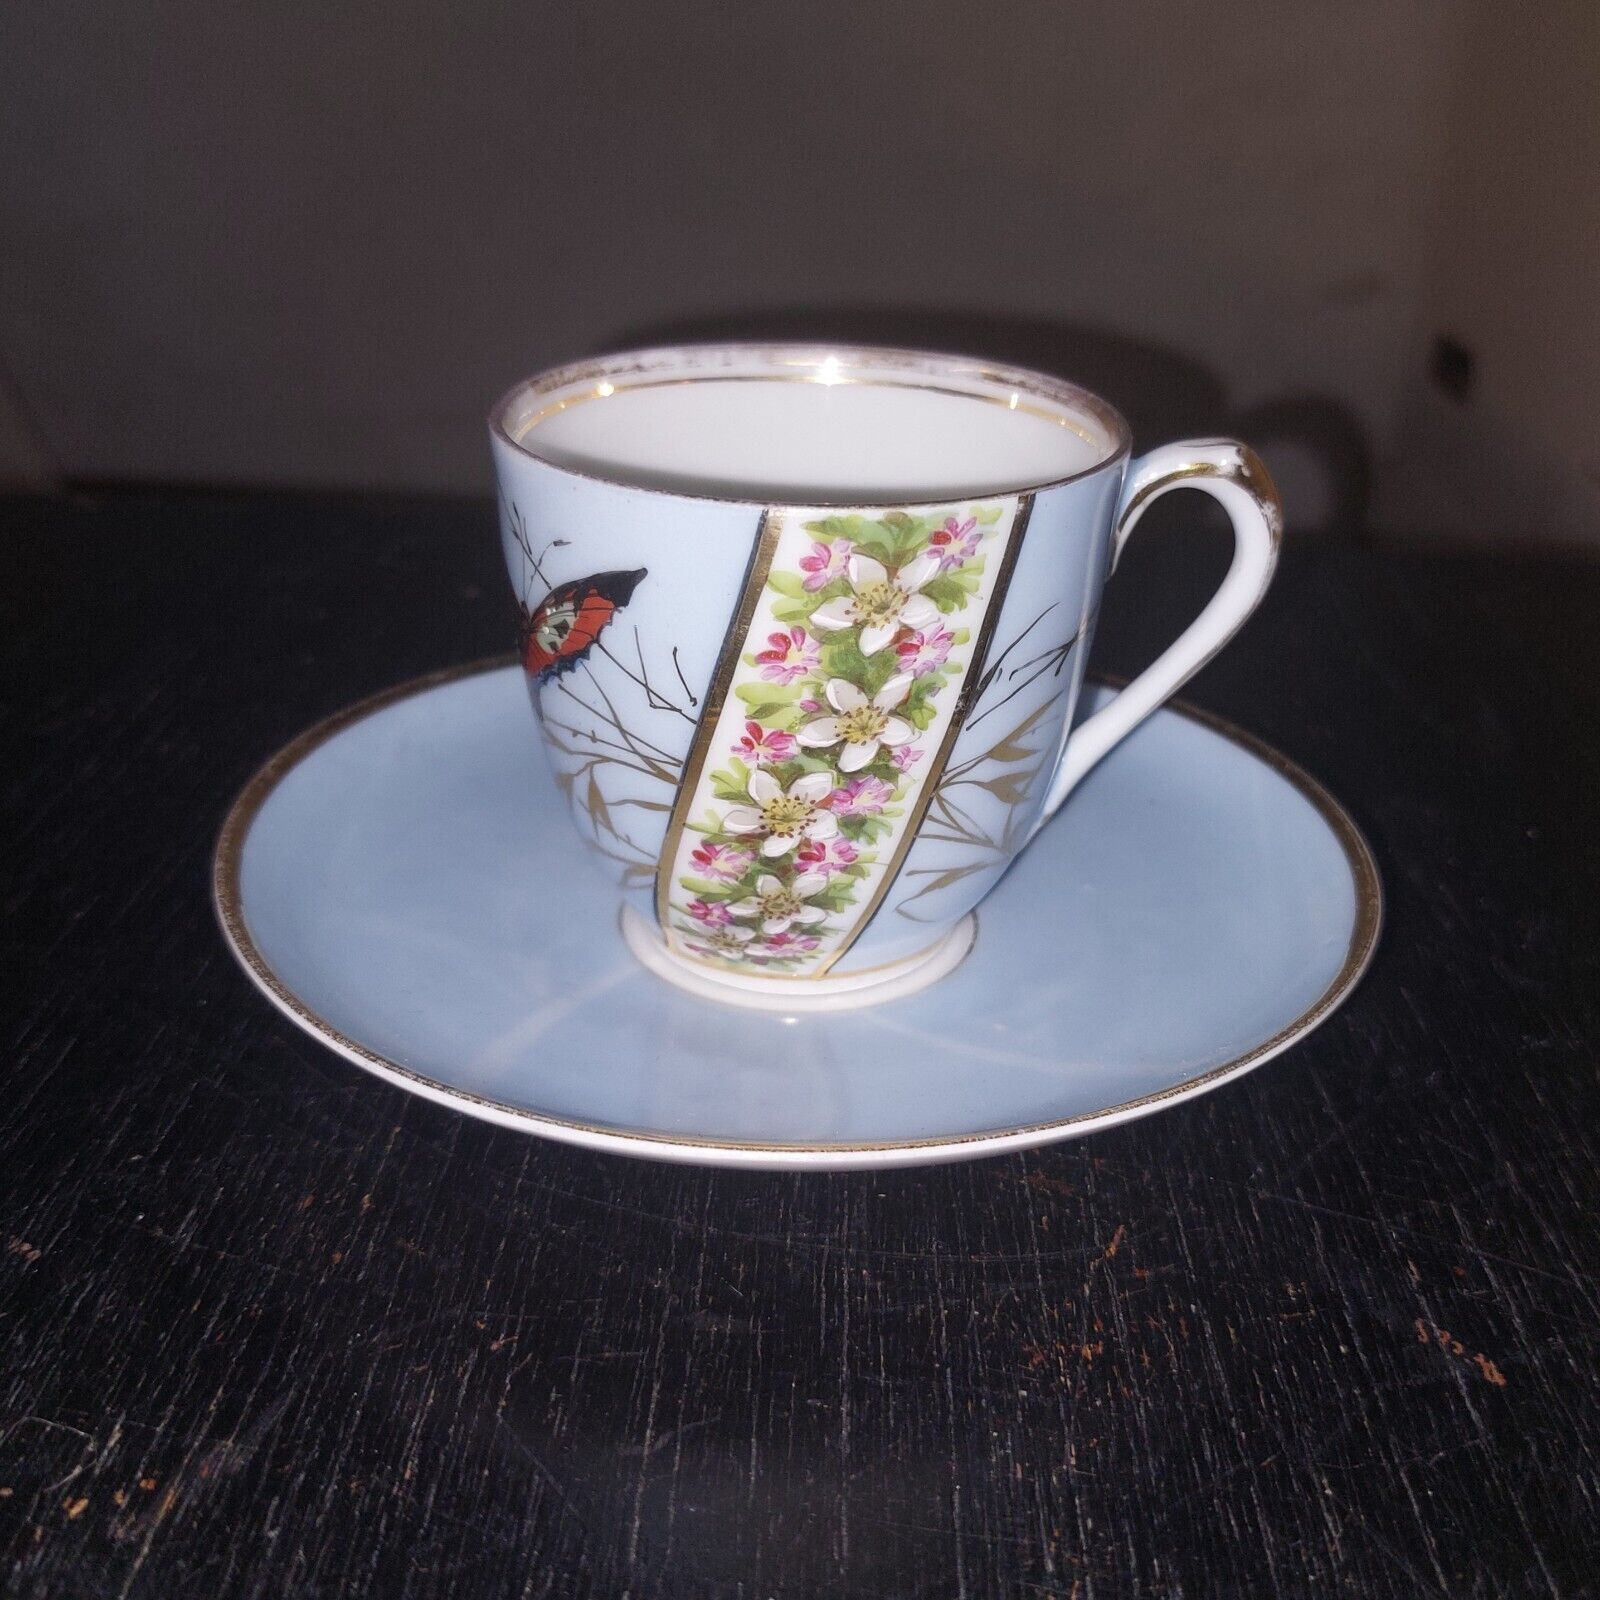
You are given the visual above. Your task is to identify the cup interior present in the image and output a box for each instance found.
[493,345,1128,504]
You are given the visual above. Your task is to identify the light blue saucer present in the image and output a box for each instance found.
[214,663,1380,1169]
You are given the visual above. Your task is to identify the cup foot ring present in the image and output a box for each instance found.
[620,906,977,1013]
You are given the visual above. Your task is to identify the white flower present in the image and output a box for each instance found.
[794,675,917,772]
[727,871,830,936]
[683,924,758,961]
[722,769,840,858]
[809,551,943,655]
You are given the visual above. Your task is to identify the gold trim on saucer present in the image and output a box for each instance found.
[213,659,1383,1161]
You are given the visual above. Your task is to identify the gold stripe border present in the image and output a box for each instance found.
[652,508,786,934]
[816,493,1035,972]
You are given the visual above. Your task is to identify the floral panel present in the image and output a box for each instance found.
[657,498,1026,975]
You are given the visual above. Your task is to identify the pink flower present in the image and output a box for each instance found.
[799,697,821,713]
[757,930,822,956]
[928,515,980,570]
[732,720,798,764]
[796,834,860,877]
[754,626,820,685]
[825,774,894,817]
[798,538,853,592]
[889,745,923,772]
[895,621,955,678]
[686,898,734,928]
[690,841,754,884]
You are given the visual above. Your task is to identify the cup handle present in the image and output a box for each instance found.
[1029,439,1282,836]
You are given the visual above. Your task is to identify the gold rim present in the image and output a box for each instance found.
[213,659,1383,1158]
[488,343,1132,509]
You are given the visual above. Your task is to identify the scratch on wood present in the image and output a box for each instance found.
[1414,1320,1510,1386]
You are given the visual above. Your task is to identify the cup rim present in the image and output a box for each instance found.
[488,341,1134,507]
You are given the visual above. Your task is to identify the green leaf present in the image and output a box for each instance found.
[764,759,803,789]
[693,807,738,840]
[921,573,981,613]
[855,755,900,785]
[885,513,936,561]
[819,632,871,684]
[813,884,856,913]
[766,571,809,598]
[974,503,1003,525]
[679,875,735,899]
[903,676,944,724]
[804,514,878,543]
[736,679,799,705]
[709,759,751,803]
[867,654,903,697]
[837,811,896,844]
[818,632,900,698]
[846,520,902,560]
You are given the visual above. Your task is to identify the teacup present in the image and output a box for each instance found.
[489,344,1280,1010]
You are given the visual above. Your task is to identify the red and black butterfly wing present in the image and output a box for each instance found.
[520,568,648,679]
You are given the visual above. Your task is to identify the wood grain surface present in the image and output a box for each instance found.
[1,490,1596,1598]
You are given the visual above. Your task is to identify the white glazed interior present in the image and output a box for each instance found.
[492,345,1129,503]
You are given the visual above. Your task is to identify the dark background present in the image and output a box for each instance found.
[0,1,1597,547]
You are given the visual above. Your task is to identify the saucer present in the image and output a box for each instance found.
[214,662,1380,1170]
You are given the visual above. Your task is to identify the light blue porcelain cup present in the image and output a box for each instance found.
[490,344,1281,1010]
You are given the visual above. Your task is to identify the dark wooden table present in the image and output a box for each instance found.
[2,488,1596,1599]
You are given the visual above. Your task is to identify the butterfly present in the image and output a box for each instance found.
[519,567,649,680]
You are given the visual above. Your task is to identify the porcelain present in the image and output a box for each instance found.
[489,344,1282,1005]
[213,664,1381,1170]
